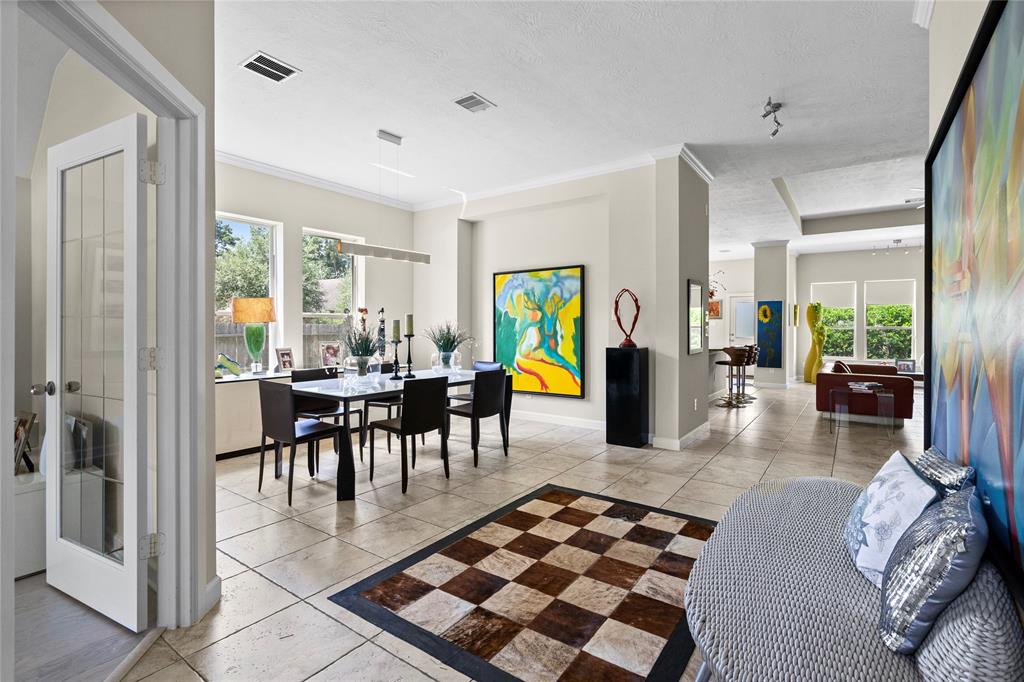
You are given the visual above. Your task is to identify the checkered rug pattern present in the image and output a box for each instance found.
[348,487,714,681]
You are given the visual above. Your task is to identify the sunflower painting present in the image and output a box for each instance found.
[756,300,783,368]
[494,265,584,398]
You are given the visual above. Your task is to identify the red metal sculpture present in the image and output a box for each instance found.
[614,288,640,348]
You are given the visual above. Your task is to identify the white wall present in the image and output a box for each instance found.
[796,248,925,369]
[928,0,988,139]
[708,258,754,349]
[215,162,415,369]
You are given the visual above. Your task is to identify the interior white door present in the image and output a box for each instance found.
[730,295,755,346]
[44,114,148,632]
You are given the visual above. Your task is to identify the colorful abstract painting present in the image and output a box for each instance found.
[929,2,1024,569]
[756,300,783,369]
[494,265,584,398]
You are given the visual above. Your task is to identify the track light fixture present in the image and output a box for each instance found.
[762,97,783,138]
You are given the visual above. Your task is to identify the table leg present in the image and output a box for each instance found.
[336,400,356,501]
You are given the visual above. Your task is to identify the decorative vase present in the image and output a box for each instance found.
[431,349,462,373]
[344,355,379,384]
[803,303,826,384]
[614,288,640,348]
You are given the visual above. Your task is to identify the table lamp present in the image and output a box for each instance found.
[231,297,275,374]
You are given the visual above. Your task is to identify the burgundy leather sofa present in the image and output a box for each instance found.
[815,363,914,419]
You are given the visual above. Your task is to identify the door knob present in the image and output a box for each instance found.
[65,381,81,394]
[30,381,56,396]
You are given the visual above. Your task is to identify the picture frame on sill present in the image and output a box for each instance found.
[276,347,294,371]
[896,359,915,373]
[320,342,342,368]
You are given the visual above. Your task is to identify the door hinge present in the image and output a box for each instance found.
[139,532,165,560]
[139,160,166,185]
[138,347,162,371]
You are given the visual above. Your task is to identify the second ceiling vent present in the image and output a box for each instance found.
[241,51,300,83]
[454,92,496,113]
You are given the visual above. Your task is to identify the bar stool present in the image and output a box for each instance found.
[735,345,758,404]
[715,347,748,408]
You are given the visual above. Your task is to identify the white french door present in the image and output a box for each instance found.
[730,294,755,346]
[44,114,148,632]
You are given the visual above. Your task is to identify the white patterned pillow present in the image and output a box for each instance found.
[843,451,939,588]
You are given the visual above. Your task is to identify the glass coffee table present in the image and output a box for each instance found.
[828,386,895,437]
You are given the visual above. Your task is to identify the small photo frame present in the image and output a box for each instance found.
[708,299,722,320]
[275,347,294,370]
[320,342,342,368]
[14,411,37,474]
[896,359,916,373]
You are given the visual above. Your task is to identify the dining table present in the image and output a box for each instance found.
[291,369,478,500]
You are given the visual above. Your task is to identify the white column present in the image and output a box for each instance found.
[753,241,793,388]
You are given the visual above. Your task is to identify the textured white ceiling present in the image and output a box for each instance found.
[786,156,924,218]
[214,1,928,252]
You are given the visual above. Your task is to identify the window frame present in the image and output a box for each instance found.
[214,211,282,359]
[810,280,857,360]
[863,279,915,361]
[300,228,365,368]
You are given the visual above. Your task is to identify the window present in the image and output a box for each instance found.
[302,231,358,367]
[811,281,856,358]
[214,216,275,366]
[865,280,914,360]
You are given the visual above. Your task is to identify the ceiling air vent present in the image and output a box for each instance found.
[454,92,496,113]
[240,52,300,83]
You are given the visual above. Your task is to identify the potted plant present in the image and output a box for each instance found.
[344,327,379,378]
[425,322,473,372]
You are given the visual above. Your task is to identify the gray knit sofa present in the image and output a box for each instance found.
[684,477,1024,681]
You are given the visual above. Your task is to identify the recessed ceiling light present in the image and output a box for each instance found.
[369,162,415,179]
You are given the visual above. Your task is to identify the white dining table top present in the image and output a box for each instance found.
[291,369,478,401]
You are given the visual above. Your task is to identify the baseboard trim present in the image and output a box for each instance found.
[753,380,790,389]
[653,421,710,451]
[512,410,605,431]
[199,575,222,621]
[104,627,164,682]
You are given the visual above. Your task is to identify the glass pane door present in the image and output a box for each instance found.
[60,152,125,563]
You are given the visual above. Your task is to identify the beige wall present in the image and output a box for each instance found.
[215,162,415,369]
[928,0,988,139]
[708,258,755,349]
[412,161,714,443]
[753,244,793,386]
[796,248,925,369]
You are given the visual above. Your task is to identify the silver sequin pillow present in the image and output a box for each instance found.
[902,447,975,493]
[879,486,988,654]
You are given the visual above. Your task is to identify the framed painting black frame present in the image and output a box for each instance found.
[492,263,586,399]
[924,0,1023,599]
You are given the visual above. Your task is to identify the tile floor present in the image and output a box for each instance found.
[128,383,925,681]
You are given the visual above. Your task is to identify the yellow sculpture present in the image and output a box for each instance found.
[803,302,826,384]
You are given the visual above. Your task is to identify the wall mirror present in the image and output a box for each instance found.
[688,279,704,355]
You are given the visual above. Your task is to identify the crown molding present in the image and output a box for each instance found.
[215,150,415,212]
[680,144,714,184]
[412,153,656,212]
[751,239,790,248]
[912,0,934,29]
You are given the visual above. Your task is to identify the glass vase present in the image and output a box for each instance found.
[431,349,462,373]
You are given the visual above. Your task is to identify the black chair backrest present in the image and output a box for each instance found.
[472,369,506,419]
[473,360,502,372]
[258,380,296,443]
[291,367,336,383]
[400,376,449,435]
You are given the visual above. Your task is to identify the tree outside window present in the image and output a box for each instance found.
[302,233,355,367]
[866,304,913,360]
[214,218,273,366]
[821,306,855,357]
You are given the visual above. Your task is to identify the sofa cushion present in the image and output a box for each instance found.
[685,478,921,681]
[903,447,976,494]
[880,486,988,654]
[833,360,852,373]
[843,451,939,588]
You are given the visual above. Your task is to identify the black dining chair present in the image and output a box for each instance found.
[258,380,345,505]
[364,362,424,454]
[291,367,364,464]
[449,361,512,434]
[368,376,449,493]
[446,369,508,467]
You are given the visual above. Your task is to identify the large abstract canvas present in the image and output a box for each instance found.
[928,1,1024,570]
[756,300,783,368]
[494,265,584,398]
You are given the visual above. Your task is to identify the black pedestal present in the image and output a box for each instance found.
[606,347,649,447]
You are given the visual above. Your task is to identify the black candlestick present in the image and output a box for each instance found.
[390,340,403,380]
[403,334,416,379]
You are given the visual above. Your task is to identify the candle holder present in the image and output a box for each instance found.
[403,334,416,379]
[390,339,403,380]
